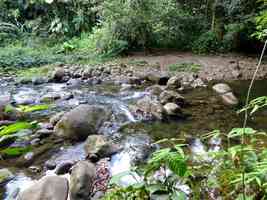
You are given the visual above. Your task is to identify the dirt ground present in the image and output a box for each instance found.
[121,51,267,81]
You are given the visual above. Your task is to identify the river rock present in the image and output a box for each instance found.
[67,78,82,87]
[50,111,65,126]
[212,83,238,106]
[136,95,164,120]
[55,105,110,141]
[32,77,48,85]
[159,90,185,105]
[52,68,66,82]
[70,161,96,200]
[167,75,182,89]
[212,83,232,95]
[0,168,14,185]
[145,85,165,96]
[145,71,170,85]
[55,161,74,175]
[18,176,69,200]
[36,129,54,139]
[84,135,120,161]
[221,92,239,106]
[40,92,61,103]
[163,103,181,115]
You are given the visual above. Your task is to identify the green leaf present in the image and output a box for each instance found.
[171,191,187,200]
[147,184,167,195]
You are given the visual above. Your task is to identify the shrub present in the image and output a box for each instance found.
[192,31,220,54]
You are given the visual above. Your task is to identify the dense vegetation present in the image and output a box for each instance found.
[0,0,267,68]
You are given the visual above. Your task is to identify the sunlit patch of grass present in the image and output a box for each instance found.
[168,62,201,73]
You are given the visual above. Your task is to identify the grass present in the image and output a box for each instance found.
[168,62,201,73]
[0,34,115,71]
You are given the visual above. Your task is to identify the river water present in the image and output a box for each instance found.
[1,79,267,199]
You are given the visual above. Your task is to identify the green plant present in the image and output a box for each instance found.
[192,31,220,54]
[103,140,189,200]
[238,96,267,115]
[168,62,201,73]
[252,0,267,40]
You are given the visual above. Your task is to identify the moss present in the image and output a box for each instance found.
[0,122,35,137]
[0,146,31,158]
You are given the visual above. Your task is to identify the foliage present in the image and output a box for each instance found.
[0,0,99,37]
[103,141,189,199]
[238,96,267,115]
[192,31,220,54]
[252,0,267,40]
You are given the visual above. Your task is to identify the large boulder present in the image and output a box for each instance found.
[84,135,120,161]
[70,161,96,200]
[55,105,111,141]
[18,176,69,200]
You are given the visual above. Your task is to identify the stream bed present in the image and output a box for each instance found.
[1,77,267,200]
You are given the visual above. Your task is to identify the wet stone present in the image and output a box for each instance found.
[45,160,57,170]
[36,129,54,139]
[0,168,14,185]
[55,161,74,175]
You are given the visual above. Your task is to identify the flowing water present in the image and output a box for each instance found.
[1,79,267,199]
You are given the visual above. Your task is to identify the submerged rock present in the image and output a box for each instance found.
[17,176,69,200]
[221,92,239,106]
[84,135,120,161]
[54,105,111,141]
[70,161,96,200]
